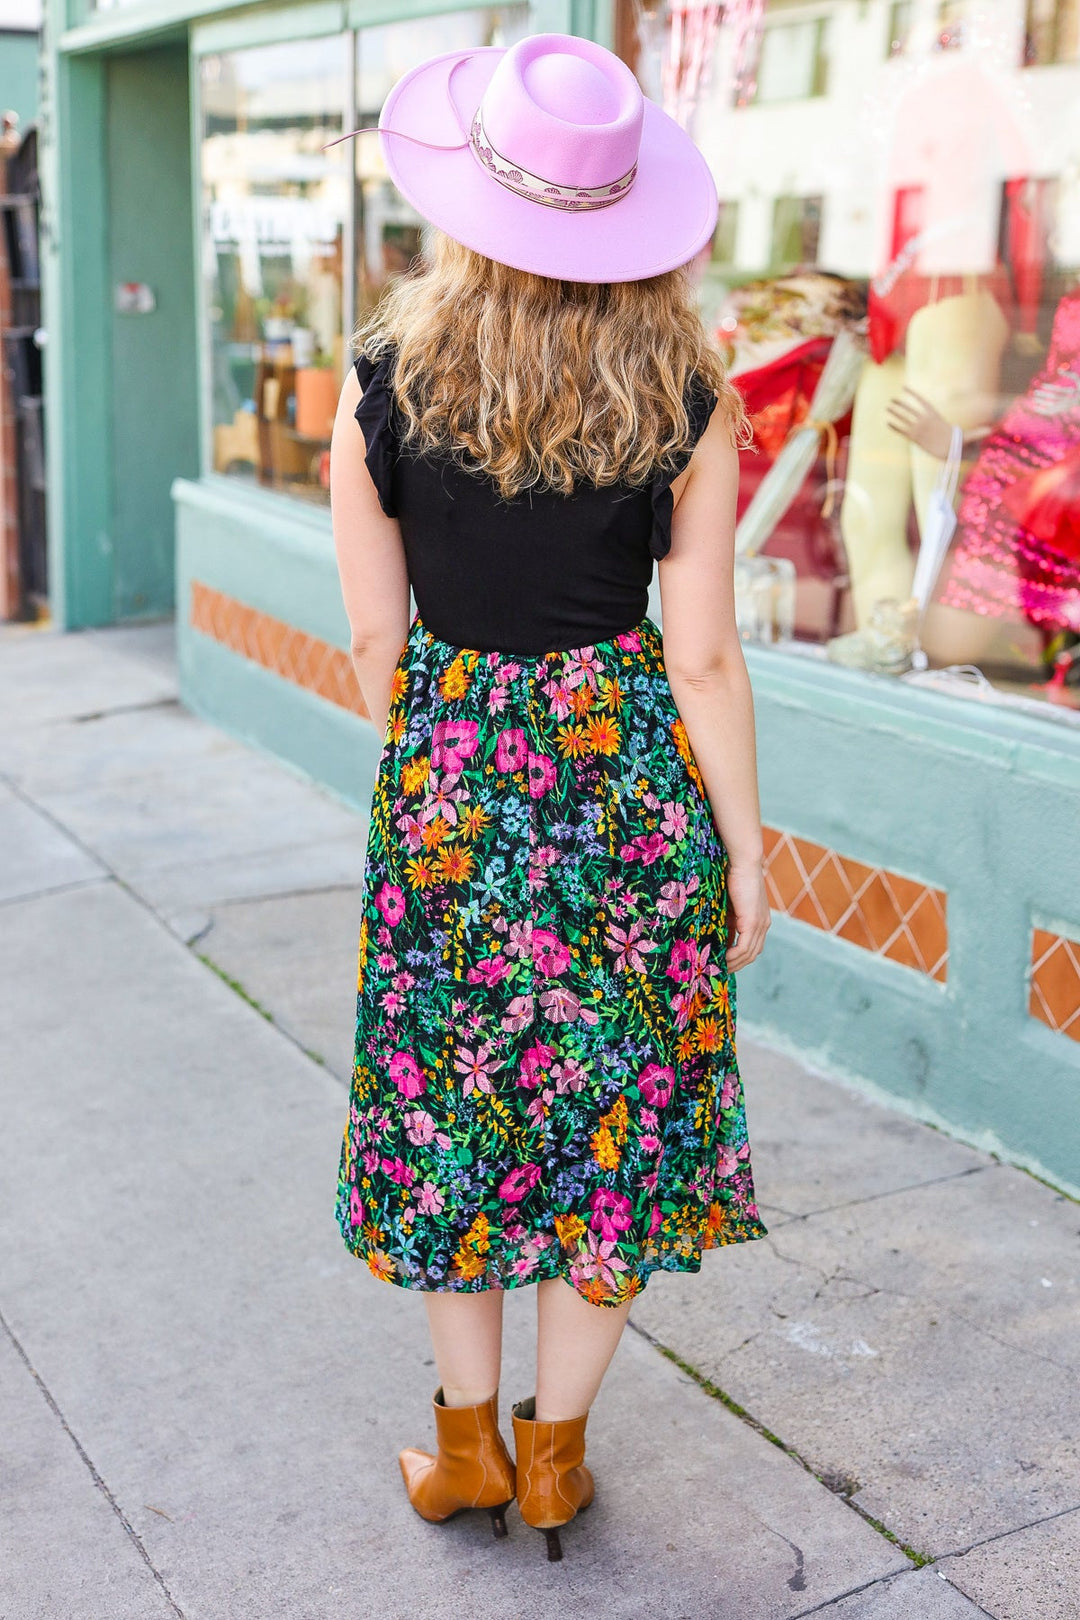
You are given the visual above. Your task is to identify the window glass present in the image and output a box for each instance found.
[352,7,533,317]
[200,37,348,505]
[666,0,1080,715]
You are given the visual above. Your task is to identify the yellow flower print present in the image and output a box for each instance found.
[366,1249,396,1282]
[459,804,492,841]
[555,1213,587,1249]
[389,712,407,746]
[583,715,621,755]
[390,666,409,704]
[420,816,452,850]
[672,718,705,793]
[556,724,590,759]
[439,656,470,701]
[435,843,476,884]
[402,755,430,794]
[590,1123,620,1169]
[404,855,438,889]
[695,1016,724,1053]
[570,685,594,717]
[356,916,370,992]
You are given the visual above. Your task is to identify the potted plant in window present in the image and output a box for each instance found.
[294,344,339,441]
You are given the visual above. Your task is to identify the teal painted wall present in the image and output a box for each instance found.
[106,44,198,618]
[173,477,384,808]
[0,30,40,130]
[737,650,1080,1199]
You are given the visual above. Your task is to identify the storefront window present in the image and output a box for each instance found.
[634,0,1080,714]
[352,8,532,316]
[198,9,530,508]
[200,37,348,505]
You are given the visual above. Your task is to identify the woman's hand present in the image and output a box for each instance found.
[724,857,771,971]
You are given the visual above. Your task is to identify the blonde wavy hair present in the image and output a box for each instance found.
[353,230,751,500]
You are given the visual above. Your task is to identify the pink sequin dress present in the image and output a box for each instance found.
[936,287,1080,636]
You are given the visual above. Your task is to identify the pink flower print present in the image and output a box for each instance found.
[497,1162,542,1203]
[589,1188,633,1241]
[495,660,521,684]
[381,1155,416,1187]
[640,1133,661,1156]
[532,928,571,978]
[657,880,689,919]
[375,883,405,927]
[519,1040,554,1088]
[392,970,416,991]
[501,993,534,1033]
[512,1252,541,1280]
[417,1180,444,1216]
[562,648,602,691]
[420,772,469,826]
[716,1144,739,1179]
[390,1050,426,1099]
[380,990,406,1015]
[487,684,509,716]
[527,752,557,798]
[349,1187,365,1227]
[551,1058,587,1094]
[647,1204,662,1237]
[606,919,658,974]
[362,1148,381,1175]
[640,1106,658,1129]
[431,719,479,774]
[396,812,424,853]
[466,954,512,987]
[543,679,574,720]
[667,939,701,984]
[504,920,533,959]
[616,629,642,652]
[539,985,591,1024]
[496,727,527,773]
[720,1074,738,1109]
[661,802,689,841]
[571,1231,630,1290]
[619,832,668,866]
[404,1109,436,1146]
[454,1040,502,1097]
[638,1063,674,1108]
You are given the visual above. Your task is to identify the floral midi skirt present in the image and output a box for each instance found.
[335,614,768,1307]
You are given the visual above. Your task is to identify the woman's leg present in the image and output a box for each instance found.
[534,1276,633,1421]
[423,1290,505,1407]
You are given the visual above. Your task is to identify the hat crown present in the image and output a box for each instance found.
[479,34,643,190]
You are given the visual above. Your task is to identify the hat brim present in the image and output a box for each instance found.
[377,47,718,284]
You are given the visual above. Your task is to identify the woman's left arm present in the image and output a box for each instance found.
[329,365,411,738]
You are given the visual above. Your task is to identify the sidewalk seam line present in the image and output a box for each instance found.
[0,1307,185,1619]
[0,875,110,911]
[628,1318,930,1567]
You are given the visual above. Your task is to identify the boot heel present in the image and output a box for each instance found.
[488,1501,511,1538]
[543,1527,563,1562]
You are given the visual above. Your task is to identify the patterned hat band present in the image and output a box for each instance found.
[468,104,638,212]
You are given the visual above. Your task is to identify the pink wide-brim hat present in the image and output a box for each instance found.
[334,33,718,285]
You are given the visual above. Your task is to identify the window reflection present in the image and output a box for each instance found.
[201,38,347,504]
[668,0,1080,710]
[352,8,532,318]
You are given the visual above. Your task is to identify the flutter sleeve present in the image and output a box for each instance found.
[648,375,721,560]
[352,349,398,518]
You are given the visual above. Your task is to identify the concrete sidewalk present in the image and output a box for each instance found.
[1,620,1076,1620]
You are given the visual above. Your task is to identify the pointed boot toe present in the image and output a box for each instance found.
[399,1389,515,1536]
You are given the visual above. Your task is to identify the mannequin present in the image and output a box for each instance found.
[839,281,1009,627]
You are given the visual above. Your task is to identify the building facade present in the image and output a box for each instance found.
[38,0,1080,1192]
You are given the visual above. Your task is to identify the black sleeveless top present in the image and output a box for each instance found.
[353,349,718,656]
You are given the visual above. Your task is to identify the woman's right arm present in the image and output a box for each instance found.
[658,408,770,972]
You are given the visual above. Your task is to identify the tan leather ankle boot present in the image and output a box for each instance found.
[511,1395,595,1561]
[398,1387,516,1537]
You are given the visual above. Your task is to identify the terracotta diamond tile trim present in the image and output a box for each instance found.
[762,827,948,982]
[189,581,369,719]
[1029,927,1080,1043]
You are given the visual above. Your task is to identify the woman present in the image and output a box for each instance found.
[328,33,770,1562]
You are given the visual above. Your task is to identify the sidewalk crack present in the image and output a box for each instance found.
[0,1307,185,1618]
